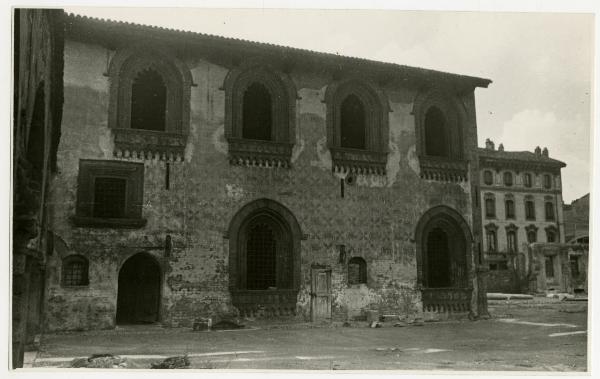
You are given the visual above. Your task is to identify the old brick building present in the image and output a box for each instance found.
[12,9,64,367]
[43,13,492,331]
[563,193,589,245]
[477,140,566,293]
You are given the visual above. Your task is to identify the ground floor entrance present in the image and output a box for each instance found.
[116,253,161,324]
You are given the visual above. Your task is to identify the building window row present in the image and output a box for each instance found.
[482,170,554,190]
[484,194,556,221]
[485,223,558,252]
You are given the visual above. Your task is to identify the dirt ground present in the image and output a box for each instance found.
[31,298,588,371]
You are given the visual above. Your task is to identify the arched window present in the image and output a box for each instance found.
[340,94,366,149]
[246,222,277,289]
[485,195,496,218]
[62,255,89,286]
[523,173,532,188]
[543,174,552,189]
[503,172,513,187]
[483,170,493,185]
[505,199,515,219]
[348,257,367,285]
[545,202,555,221]
[131,69,167,131]
[242,82,272,141]
[424,106,448,157]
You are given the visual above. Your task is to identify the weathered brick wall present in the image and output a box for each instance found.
[45,39,478,331]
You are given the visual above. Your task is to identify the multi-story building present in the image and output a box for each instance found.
[43,13,493,332]
[563,193,589,245]
[477,139,566,293]
[12,9,64,368]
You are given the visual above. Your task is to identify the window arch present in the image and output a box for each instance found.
[483,170,493,185]
[340,94,367,149]
[242,82,272,141]
[424,106,449,157]
[62,255,89,287]
[348,257,367,285]
[324,78,390,175]
[108,47,192,160]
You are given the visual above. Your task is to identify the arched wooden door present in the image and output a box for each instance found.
[116,253,161,324]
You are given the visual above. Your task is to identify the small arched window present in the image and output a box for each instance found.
[483,170,493,185]
[131,69,167,131]
[545,202,555,221]
[543,174,552,189]
[523,173,532,188]
[242,82,273,141]
[62,255,89,287]
[348,257,367,285]
[424,106,448,157]
[340,94,366,149]
[505,199,515,219]
[503,172,513,187]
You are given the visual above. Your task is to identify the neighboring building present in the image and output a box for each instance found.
[44,13,493,332]
[477,140,566,293]
[528,243,588,295]
[563,193,589,245]
[12,9,64,368]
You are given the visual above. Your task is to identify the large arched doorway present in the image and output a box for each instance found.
[116,253,161,324]
[228,199,302,317]
[415,206,472,313]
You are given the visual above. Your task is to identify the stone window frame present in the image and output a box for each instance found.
[525,224,538,243]
[61,255,89,287]
[545,225,558,242]
[107,46,192,161]
[545,199,556,221]
[72,159,146,228]
[524,195,536,221]
[503,171,514,187]
[413,87,469,182]
[484,223,498,252]
[324,77,390,175]
[483,170,494,185]
[484,193,496,219]
[505,223,518,253]
[543,174,553,189]
[347,256,367,286]
[223,59,298,168]
[523,172,533,188]
[504,193,515,220]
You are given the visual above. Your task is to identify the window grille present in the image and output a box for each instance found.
[62,256,89,286]
[93,177,127,218]
[246,223,277,290]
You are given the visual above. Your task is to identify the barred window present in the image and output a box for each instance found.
[93,177,127,218]
[62,255,89,286]
[348,257,367,285]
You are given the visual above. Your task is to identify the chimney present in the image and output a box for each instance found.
[542,147,549,157]
[498,143,504,152]
[534,146,541,155]
[485,138,495,150]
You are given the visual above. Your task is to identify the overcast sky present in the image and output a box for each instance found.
[67,7,593,202]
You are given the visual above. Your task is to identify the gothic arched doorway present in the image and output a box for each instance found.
[228,199,302,317]
[116,253,161,324]
[415,206,472,313]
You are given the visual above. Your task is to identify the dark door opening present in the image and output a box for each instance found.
[116,253,161,324]
[426,227,451,287]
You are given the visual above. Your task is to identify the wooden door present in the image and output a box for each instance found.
[311,268,331,322]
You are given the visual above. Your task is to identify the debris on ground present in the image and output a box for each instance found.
[192,318,212,331]
[70,354,127,368]
[212,320,245,330]
[150,355,190,369]
[393,321,407,327]
[370,321,382,328]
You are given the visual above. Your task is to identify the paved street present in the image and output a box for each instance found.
[32,298,587,371]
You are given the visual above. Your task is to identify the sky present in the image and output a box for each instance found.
[66,7,594,202]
